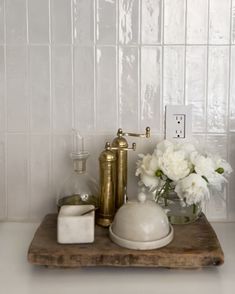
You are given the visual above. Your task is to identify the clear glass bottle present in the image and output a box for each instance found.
[57,131,98,211]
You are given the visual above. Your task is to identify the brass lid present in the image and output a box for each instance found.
[112,132,128,148]
[99,142,116,162]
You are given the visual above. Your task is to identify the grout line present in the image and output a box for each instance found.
[183,0,187,105]
[71,0,75,129]
[161,0,164,135]
[138,0,142,131]
[94,0,97,131]
[117,0,120,128]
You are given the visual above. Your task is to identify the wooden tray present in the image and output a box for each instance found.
[27,213,224,269]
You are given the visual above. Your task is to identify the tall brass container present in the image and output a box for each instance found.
[96,143,116,227]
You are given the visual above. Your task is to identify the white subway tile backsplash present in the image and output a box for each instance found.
[0,0,4,44]
[96,0,117,44]
[207,46,229,133]
[52,46,72,131]
[187,0,208,44]
[185,46,207,132]
[5,0,27,44]
[141,46,161,132]
[142,0,162,44]
[163,46,185,105]
[119,0,139,44]
[73,0,94,45]
[74,46,94,132]
[0,46,5,132]
[0,0,234,221]
[7,133,29,218]
[30,135,51,219]
[96,46,117,131]
[209,0,231,44]
[28,0,49,44]
[29,46,50,131]
[119,46,138,130]
[6,46,28,131]
[51,0,72,44]
[230,46,235,131]
[0,133,6,218]
[164,0,186,44]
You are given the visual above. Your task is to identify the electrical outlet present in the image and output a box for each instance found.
[165,105,192,141]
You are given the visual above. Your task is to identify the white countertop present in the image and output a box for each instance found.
[0,221,235,294]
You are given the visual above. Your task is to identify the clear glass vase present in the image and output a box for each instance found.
[157,191,202,225]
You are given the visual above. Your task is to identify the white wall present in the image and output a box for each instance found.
[0,0,235,221]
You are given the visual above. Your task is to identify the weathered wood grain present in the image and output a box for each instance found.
[27,213,224,269]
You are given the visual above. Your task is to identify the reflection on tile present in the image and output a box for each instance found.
[73,0,94,45]
[6,46,28,131]
[187,0,208,44]
[141,46,161,132]
[232,1,235,44]
[209,0,231,44]
[185,46,207,132]
[0,46,5,131]
[51,0,72,44]
[163,46,184,105]
[30,135,51,219]
[74,46,94,132]
[53,134,73,200]
[0,0,4,43]
[7,134,29,218]
[96,46,117,131]
[119,0,139,44]
[206,135,228,159]
[142,0,161,44]
[5,0,27,44]
[0,133,6,218]
[119,46,138,130]
[164,0,185,44]
[52,46,72,131]
[230,47,235,131]
[96,0,117,44]
[29,46,50,131]
[28,0,49,44]
[228,134,235,220]
[207,46,229,133]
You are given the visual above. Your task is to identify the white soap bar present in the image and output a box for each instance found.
[57,205,95,244]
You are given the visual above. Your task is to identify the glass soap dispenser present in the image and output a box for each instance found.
[57,130,98,211]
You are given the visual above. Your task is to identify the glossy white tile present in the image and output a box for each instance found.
[209,0,231,44]
[0,133,6,218]
[119,0,139,44]
[164,0,185,44]
[51,0,72,44]
[28,0,49,44]
[163,46,185,105]
[141,0,162,44]
[5,0,27,44]
[53,134,73,201]
[230,46,235,131]
[141,46,161,132]
[96,0,117,44]
[0,46,5,132]
[228,134,235,220]
[119,46,138,130]
[185,46,207,132]
[29,46,50,131]
[0,0,4,44]
[96,46,117,131]
[52,46,72,131]
[6,46,28,131]
[207,46,229,133]
[7,133,29,218]
[74,46,94,132]
[232,0,235,44]
[187,0,208,44]
[30,135,51,219]
[73,0,94,45]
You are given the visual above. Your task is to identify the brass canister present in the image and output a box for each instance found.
[96,143,116,227]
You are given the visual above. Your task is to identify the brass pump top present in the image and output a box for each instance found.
[99,142,116,162]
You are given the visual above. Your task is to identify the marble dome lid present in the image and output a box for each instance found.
[109,192,174,250]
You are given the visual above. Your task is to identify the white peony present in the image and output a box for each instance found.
[158,149,191,182]
[175,173,210,206]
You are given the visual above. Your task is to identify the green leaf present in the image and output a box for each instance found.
[155,169,163,177]
[202,175,209,183]
[216,167,224,174]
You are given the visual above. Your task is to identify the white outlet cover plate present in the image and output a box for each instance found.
[165,105,192,141]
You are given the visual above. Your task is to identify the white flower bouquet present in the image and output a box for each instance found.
[136,140,232,208]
